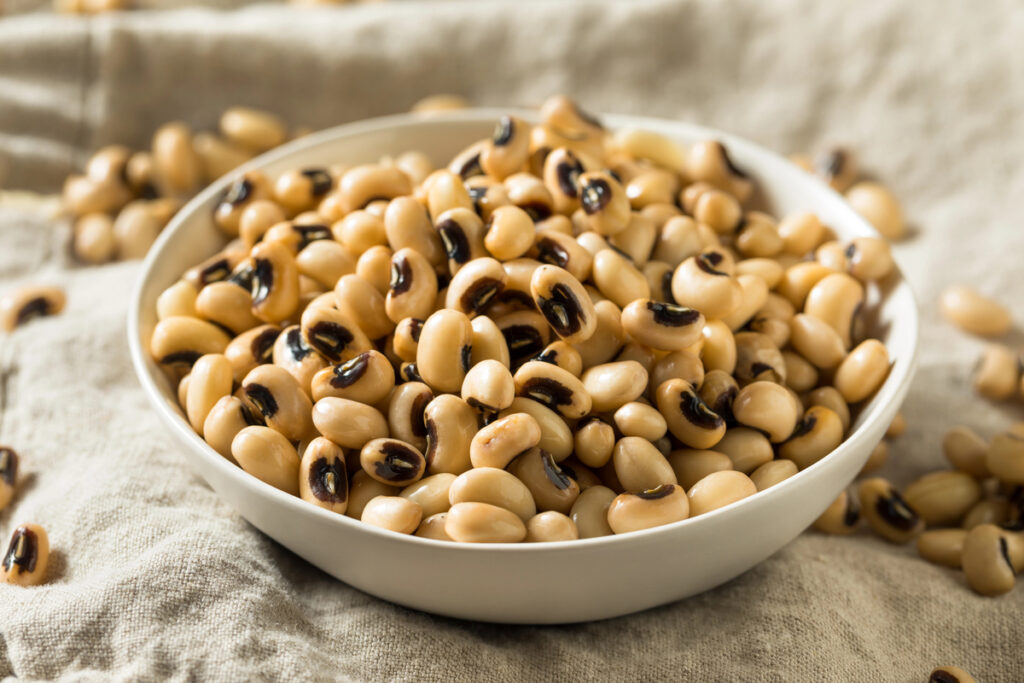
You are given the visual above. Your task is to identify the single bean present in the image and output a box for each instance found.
[714,427,774,474]
[612,437,677,493]
[779,406,844,470]
[804,273,864,349]
[858,477,923,544]
[231,426,300,494]
[693,189,741,234]
[686,141,753,203]
[699,320,737,374]
[805,386,851,434]
[903,470,982,526]
[186,354,233,436]
[614,401,667,441]
[298,437,348,515]
[928,666,976,683]
[962,524,1016,596]
[533,340,584,377]
[1,286,66,332]
[940,285,1011,337]
[962,499,1011,530]
[469,315,512,367]
[986,432,1024,484]
[973,344,1018,401]
[813,490,860,534]
[525,511,579,542]
[670,251,742,320]
[0,447,19,512]
[845,181,904,240]
[749,459,798,491]
[581,361,648,413]
[400,473,456,518]
[732,381,800,443]
[572,300,626,369]
[312,397,388,450]
[361,496,422,535]
[150,316,230,368]
[789,313,847,369]
[513,360,592,420]
[470,413,542,469]
[943,425,990,478]
[509,447,580,514]
[345,470,399,520]
[834,339,890,403]
[152,121,202,194]
[416,308,472,394]
[2,523,50,587]
[423,393,476,475]
[656,378,726,450]
[916,529,967,569]
[777,211,825,256]
[386,247,438,323]
[686,471,758,517]
[607,484,689,534]
[461,359,515,415]
[445,502,527,543]
[272,324,328,393]
[445,257,507,316]
[415,513,453,541]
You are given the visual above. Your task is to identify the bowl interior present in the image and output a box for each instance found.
[129,109,919,550]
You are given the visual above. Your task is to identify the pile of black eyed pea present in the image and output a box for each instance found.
[146,93,901,548]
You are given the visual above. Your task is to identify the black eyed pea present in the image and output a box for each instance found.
[815,240,849,272]
[231,426,300,495]
[687,470,757,517]
[903,470,983,526]
[360,438,426,487]
[157,281,199,321]
[449,467,536,522]
[480,115,530,181]
[219,107,286,153]
[778,406,844,470]
[445,502,528,543]
[720,274,769,331]
[652,215,704,267]
[782,351,819,393]
[916,529,967,569]
[470,413,542,469]
[732,381,800,444]
[311,350,395,405]
[332,209,387,256]
[642,261,675,304]
[614,402,668,441]
[186,354,233,437]
[614,342,658,375]
[570,485,616,538]
[386,247,438,323]
[671,251,742,321]
[789,314,847,370]
[699,320,737,374]
[733,331,786,384]
[813,490,860,534]
[499,397,574,461]
[607,484,690,534]
[667,449,732,490]
[400,473,456,518]
[513,360,592,420]
[415,513,453,541]
[609,213,658,267]
[150,316,231,368]
[298,437,348,515]
[152,121,202,195]
[777,211,825,256]
[940,285,1012,338]
[542,147,585,214]
[749,459,798,491]
[204,395,260,461]
[1,285,66,333]
[777,262,834,310]
[844,237,894,283]
[466,175,513,221]
[973,344,1019,401]
[425,169,475,222]
[338,164,413,215]
[845,181,905,241]
[346,471,399,520]
[361,496,423,535]
[445,257,507,317]
[986,432,1024,484]
[962,524,1017,596]
[312,397,388,450]
[581,360,648,413]
[574,417,615,468]
[534,214,574,236]
[192,132,251,183]
[813,147,857,192]
[273,325,328,394]
[525,511,579,542]
[962,499,1010,530]
[392,317,424,363]
[804,386,851,434]
[656,378,726,450]
[296,240,356,292]
[748,316,791,353]
[577,171,630,236]
[112,202,162,260]
[484,205,535,261]
[833,339,890,404]
[388,382,433,453]
[332,274,393,341]
[238,199,287,248]
[685,141,753,204]
[611,437,677,493]
[530,265,597,344]
[299,304,372,365]
[620,300,704,352]
[416,309,472,394]
[591,248,650,308]
[249,240,300,324]
[693,188,741,234]
[625,168,681,210]
[461,359,515,415]
[183,247,248,291]
[195,281,261,336]
[943,426,990,478]
[572,300,626,370]
[540,94,605,139]
[2,523,50,587]
[714,427,774,475]
[241,364,314,442]
[470,315,512,368]
[0,447,18,512]
[432,206,486,274]
[928,667,977,683]
[497,257,542,306]
[697,370,738,424]
[804,273,864,349]
[508,447,581,514]
[533,340,584,377]
[272,167,334,215]
[858,477,924,544]
[62,173,132,216]
[423,393,476,475]
[736,258,784,290]
[530,229,594,283]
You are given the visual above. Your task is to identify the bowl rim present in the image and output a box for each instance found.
[128,107,920,552]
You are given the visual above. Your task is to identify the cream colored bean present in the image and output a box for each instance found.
[569,486,616,538]
[400,473,456,518]
[782,351,818,393]
[621,299,705,352]
[525,511,579,542]
[916,529,966,569]
[714,427,774,475]
[903,470,983,526]
[940,285,1012,337]
[361,496,422,535]
[312,397,387,450]
[508,448,580,514]
[655,378,726,450]
[804,273,864,349]
[686,141,752,203]
[461,359,515,415]
[220,107,286,152]
[973,344,1019,400]
[193,132,252,181]
[150,316,230,367]
[813,490,860,534]
[987,432,1024,484]
[470,314,512,368]
[612,437,677,493]
[416,308,472,394]
[749,459,798,491]
[0,447,18,513]
[859,441,889,476]
[423,394,476,475]
[858,477,923,544]
[231,426,299,494]
[345,471,398,521]
[614,402,667,441]
[670,251,742,320]
[805,386,851,434]
[942,426,990,478]
[298,437,348,515]
[733,331,786,384]
[195,282,260,336]
[610,213,658,267]
[591,248,650,308]
[386,247,438,323]
[499,397,573,461]
[732,382,800,443]
[415,513,453,541]
[687,471,757,517]
[533,341,584,377]
[928,666,977,683]
[845,181,904,240]
[445,502,527,543]
[572,417,615,468]
[73,213,117,264]
[834,339,889,403]
[513,360,592,420]
[789,314,847,369]
[186,354,233,436]
[470,413,542,469]
[249,240,300,324]
[700,320,736,374]
[667,449,731,489]
[152,122,202,194]
[778,406,844,470]
[2,523,49,587]
[449,468,536,522]
[359,438,426,487]
[241,364,313,442]
[572,300,626,369]
[607,484,689,534]
[530,264,597,344]
[777,211,825,256]
[581,361,648,413]
[962,524,1016,596]
[576,171,630,235]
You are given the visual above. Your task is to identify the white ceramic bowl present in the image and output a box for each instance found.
[128,109,919,624]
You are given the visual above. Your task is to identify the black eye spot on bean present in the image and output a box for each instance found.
[251,258,274,306]
[874,489,919,531]
[492,116,514,146]
[469,186,488,214]
[330,352,370,388]
[696,252,728,276]
[929,672,960,683]
[0,447,18,486]
[239,402,263,427]
[228,261,255,290]
[815,149,846,180]
[310,457,348,503]
[139,183,159,200]
[400,362,423,383]
[534,348,559,366]
[410,391,431,437]
[460,345,472,372]
[221,177,253,207]
[520,377,574,410]
[1000,536,1015,572]
[556,156,583,198]
[244,383,279,419]
[301,168,333,197]
[389,256,413,295]
[198,258,232,287]
[660,270,678,304]
[459,277,504,315]
[534,237,570,269]
[541,451,572,490]
[637,484,674,500]
[408,318,424,343]
[749,362,777,380]
[282,326,313,362]
[679,390,724,430]
[580,178,612,215]
[456,152,483,179]
[502,325,545,365]
[160,350,202,366]
[2,528,38,575]
[436,219,471,265]
[790,413,818,439]
[715,141,748,179]
[708,387,737,422]
[537,283,586,337]
[646,301,700,328]
[842,498,860,527]
[251,328,280,363]
[15,298,52,327]
[308,321,356,361]
[293,224,332,249]
[374,442,423,483]
[424,418,439,466]
[519,202,552,222]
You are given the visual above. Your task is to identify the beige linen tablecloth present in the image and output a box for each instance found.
[1,0,1023,680]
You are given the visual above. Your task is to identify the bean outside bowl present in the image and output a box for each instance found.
[128,109,919,624]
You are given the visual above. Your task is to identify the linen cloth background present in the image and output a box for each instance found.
[2,0,1024,680]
